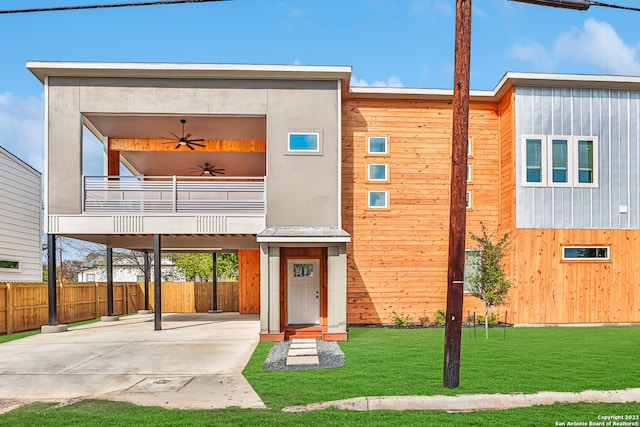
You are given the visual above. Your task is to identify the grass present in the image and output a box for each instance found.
[244,326,640,409]
[1,326,639,425]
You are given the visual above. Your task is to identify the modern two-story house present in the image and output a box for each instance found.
[28,61,640,340]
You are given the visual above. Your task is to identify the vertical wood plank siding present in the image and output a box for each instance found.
[238,249,260,314]
[509,228,640,324]
[342,98,500,324]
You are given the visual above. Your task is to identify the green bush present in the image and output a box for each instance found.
[391,311,411,327]
[434,309,446,326]
[476,312,499,326]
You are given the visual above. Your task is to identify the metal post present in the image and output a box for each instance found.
[154,234,162,330]
[144,250,150,310]
[213,253,218,310]
[47,234,57,326]
[107,247,114,316]
[443,0,471,389]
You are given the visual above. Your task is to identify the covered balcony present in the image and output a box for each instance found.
[47,114,267,237]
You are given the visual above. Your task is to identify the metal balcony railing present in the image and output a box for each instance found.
[83,176,265,214]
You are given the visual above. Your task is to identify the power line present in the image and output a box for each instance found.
[0,0,229,15]
[590,1,640,11]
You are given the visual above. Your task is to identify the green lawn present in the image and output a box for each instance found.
[1,326,639,426]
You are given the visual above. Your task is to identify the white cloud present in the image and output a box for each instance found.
[351,75,404,87]
[509,18,640,75]
[0,92,44,172]
[510,40,557,71]
[554,18,640,75]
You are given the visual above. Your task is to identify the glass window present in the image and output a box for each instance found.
[562,246,609,261]
[525,137,543,183]
[288,133,320,152]
[464,250,481,293]
[86,273,95,282]
[368,190,388,208]
[577,139,594,184]
[368,136,388,154]
[551,138,569,183]
[368,163,388,181]
[293,263,314,277]
[466,191,471,209]
[0,260,19,270]
[467,164,472,182]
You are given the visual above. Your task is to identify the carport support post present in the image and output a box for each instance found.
[143,250,150,310]
[106,247,114,316]
[47,234,57,325]
[154,234,162,330]
[212,253,218,310]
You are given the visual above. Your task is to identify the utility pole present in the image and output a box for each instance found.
[443,0,471,389]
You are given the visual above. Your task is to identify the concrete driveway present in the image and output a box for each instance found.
[0,312,266,410]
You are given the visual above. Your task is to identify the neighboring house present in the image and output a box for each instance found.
[77,256,185,282]
[28,61,640,340]
[0,145,42,282]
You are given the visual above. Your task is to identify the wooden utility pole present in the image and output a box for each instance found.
[443,0,471,389]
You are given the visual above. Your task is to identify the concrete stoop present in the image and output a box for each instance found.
[282,388,640,413]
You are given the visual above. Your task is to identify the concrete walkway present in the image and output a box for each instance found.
[0,312,265,411]
[286,338,319,366]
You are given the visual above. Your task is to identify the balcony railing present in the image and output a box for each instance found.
[83,176,265,214]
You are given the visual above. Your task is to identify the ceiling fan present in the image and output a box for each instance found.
[197,162,226,176]
[163,119,206,150]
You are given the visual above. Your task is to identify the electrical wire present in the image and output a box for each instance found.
[590,1,640,11]
[0,0,229,15]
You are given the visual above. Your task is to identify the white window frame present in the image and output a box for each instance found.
[367,136,388,155]
[0,258,21,272]
[522,135,547,187]
[466,191,471,209]
[522,135,598,188]
[287,132,321,154]
[562,246,610,261]
[368,190,388,209]
[467,137,473,156]
[86,273,96,282]
[467,164,472,183]
[368,163,388,182]
[574,137,598,188]
[547,136,572,187]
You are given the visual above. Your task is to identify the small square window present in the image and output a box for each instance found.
[288,133,320,152]
[86,273,95,282]
[368,136,388,155]
[368,190,388,208]
[368,163,388,181]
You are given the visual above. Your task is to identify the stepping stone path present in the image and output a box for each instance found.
[285,338,319,366]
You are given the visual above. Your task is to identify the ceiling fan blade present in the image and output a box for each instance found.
[187,144,195,150]
[170,132,180,140]
[200,170,205,176]
[184,133,191,140]
[190,142,206,147]
[189,138,205,142]
[175,143,181,149]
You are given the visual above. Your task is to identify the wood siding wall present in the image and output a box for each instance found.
[238,249,260,314]
[508,228,640,324]
[342,98,500,324]
[0,149,42,282]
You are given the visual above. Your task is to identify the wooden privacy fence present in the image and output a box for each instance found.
[0,281,238,335]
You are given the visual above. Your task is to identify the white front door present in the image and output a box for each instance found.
[287,259,320,325]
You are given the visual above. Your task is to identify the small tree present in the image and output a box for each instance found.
[468,223,512,338]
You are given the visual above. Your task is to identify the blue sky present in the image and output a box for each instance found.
[1,0,640,173]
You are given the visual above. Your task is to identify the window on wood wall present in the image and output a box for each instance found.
[368,190,388,209]
[368,163,388,181]
[522,135,598,187]
[367,136,388,155]
[562,246,609,261]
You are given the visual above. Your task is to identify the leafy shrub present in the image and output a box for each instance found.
[435,309,446,327]
[391,311,411,327]
[476,312,499,326]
